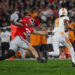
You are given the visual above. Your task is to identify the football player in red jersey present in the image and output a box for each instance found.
[0,14,49,63]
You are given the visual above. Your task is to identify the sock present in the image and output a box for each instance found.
[43,50,48,60]
[68,46,75,62]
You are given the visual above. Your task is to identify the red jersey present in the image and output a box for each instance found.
[16,18,34,39]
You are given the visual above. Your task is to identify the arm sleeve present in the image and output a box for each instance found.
[63,16,69,21]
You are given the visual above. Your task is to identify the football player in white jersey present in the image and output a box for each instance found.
[48,8,75,67]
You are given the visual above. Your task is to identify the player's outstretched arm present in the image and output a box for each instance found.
[13,21,23,28]
[32,29,53,35]
[64,19,75,31]
[69,26,75,31]
[32,29,48,35]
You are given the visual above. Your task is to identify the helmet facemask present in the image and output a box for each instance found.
[27,18,35,27]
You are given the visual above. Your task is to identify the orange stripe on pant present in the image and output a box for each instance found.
[65,37,72,47]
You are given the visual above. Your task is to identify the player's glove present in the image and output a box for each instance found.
[48,32,55,35]
[72,62,75,67]
[48,32,52,35]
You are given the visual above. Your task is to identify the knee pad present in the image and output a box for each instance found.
[8,50,15,57]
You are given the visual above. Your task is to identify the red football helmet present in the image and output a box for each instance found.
[23,16,34,27]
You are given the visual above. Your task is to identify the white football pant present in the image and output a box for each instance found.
[49,32,75,62]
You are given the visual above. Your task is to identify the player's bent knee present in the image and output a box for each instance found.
[8,50,15,57]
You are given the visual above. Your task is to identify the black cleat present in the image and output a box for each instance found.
[37,57,47,63]
[72,62,75,67]
[42,58,48,63]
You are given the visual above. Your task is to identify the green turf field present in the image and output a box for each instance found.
[0,60,75,75]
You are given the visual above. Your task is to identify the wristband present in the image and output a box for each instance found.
[48,32,52,35]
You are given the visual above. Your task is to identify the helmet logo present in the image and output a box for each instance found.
[62,8,66,15]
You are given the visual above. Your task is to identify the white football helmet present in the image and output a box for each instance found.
[10,13,18,22]
[59,8,68,17]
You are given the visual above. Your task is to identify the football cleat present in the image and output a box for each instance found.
[72,62,75,67]
[37,57,47,63]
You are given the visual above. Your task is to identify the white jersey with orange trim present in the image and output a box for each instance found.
[48,8,75,63]
[52,16,72,49]
[49,16,75,63]
[53,16,69,33]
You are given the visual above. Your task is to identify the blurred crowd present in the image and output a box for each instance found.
[0,0,75,59]
[0,0,75,27]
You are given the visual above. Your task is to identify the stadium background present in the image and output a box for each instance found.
[0,0,75,59]
[0,0,75,75]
